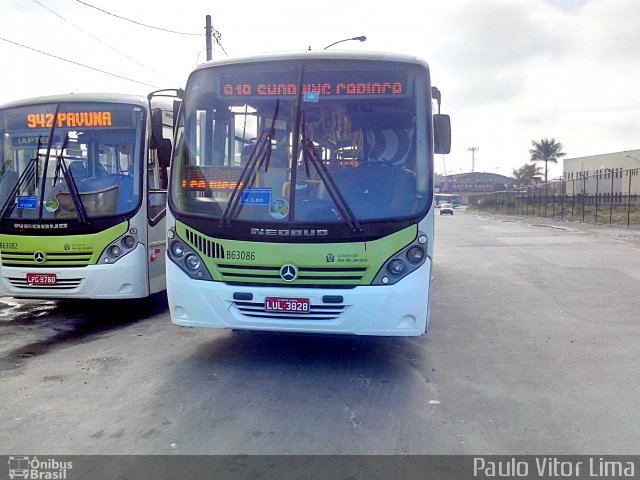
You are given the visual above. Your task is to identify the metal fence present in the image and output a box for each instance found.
[468,167,640,229]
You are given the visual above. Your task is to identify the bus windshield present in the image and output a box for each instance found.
[0,102,144,222]
[171,58,432,229]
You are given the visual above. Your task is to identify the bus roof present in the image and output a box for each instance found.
[192,50,430,73]
[0,93,150,110]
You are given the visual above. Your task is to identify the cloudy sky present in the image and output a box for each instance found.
[1,0,639,178]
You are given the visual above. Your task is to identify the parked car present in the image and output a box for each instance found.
[440,203,454,215]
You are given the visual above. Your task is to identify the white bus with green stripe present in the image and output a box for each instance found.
[166,51,450,335]
[0,92,180,299]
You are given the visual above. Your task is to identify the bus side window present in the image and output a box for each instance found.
[158,139,171,189]
[147,141,170,220]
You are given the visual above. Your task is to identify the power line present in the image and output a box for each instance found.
[74,0,201,36]
[74,1,228,57]
[31,0,178,85]
[0,36,161,89]
[212,29,229,57]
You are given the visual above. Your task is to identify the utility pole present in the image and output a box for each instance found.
[205,15,212,61]
[468,146,479,172]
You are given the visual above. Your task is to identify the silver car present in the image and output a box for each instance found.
[439,203,454,215]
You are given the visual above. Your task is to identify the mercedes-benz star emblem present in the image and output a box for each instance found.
[280,264,298,282]
[33,251,46,263]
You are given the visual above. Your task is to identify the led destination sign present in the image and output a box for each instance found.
[3,105,136,130]
[221,70,408,98]
[27,111,113,129]
[181,166,244,191]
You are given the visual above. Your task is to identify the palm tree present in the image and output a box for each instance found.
[512,163,543,187]
[529,138,566,187]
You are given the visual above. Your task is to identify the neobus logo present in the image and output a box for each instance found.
[250,228,328,237]
[14,223,68,229]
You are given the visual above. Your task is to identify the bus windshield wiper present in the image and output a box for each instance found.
[287,64,359,232]
[48,133,88,223]
[301,123,362,233]
[219,100,280,226]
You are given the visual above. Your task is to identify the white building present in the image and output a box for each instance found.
[563,149,640,197]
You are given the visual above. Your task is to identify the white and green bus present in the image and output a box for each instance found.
[166,51,450,335]
[0,92,180,299]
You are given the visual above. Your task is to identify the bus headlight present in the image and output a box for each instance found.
[121,235,136,249]
[372,231,430,286]
[167,231,212,281]
[387,259,406,276]
[98,230,138,265]
[184,254,201,270]
[407,246,424,264]
[171,242,186,257]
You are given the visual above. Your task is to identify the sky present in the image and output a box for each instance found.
[1,0,639,179]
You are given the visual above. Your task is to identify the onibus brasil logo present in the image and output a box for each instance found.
[8,456,72,479]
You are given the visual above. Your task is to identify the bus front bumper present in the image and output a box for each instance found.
[167,259,431,336]
[0,245,150,300]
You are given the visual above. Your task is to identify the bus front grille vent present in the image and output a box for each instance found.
[8,277,83,289]
[0,251,94,267]
[232,301,345,321]
[218,264,367,286]
[185,229,225,259]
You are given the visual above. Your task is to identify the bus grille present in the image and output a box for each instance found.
[183,228,367,286]
[218,264,367,286]
[0,251,93,267]
[185,230,225,259]
[232,301,345,321]
[7,277,83,289]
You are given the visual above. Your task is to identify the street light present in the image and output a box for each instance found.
[323,36,367,50]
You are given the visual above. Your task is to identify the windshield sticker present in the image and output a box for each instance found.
[304,92,320,103]
[11,135,60,147]
[240,188,272,206]
[17,196,38,209]
[269,198,289,219]
[44,197,60,213]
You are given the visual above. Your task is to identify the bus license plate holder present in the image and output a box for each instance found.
[26,273,57,285]
[265,297,310,314]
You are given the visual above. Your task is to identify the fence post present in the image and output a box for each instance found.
[571,178,575,220]
[582,176,586,222]
[560,180,564,220]
[595,174,599,224]
[628,169,632,228]
[609,170,614,226]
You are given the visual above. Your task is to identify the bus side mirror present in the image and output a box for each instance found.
[433,114,451,154]
[150,108,164,149]
[158,139,172,168]
[173,100,181,126]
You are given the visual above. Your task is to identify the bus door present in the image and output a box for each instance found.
[146,96,177,294]
[147,144,167,294]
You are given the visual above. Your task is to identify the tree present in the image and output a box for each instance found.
[529,138,566,187]
[512,163,542,187]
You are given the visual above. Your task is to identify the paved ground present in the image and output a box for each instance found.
[1,208,639,454]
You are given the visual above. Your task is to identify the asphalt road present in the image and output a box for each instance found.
[1,209,639,455]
